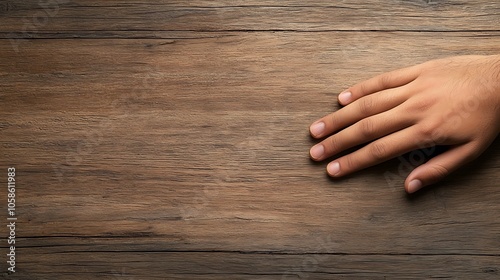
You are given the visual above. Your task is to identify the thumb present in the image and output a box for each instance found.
[404,143,478,193]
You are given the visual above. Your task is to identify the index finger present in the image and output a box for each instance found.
[338,63,425,106]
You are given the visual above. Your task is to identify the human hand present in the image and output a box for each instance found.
[309,55,500,193]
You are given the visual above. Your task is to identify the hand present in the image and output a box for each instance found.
[309,55,500,193]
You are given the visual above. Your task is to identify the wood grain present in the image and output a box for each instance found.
[0,0,499,36]
[1,0,500,279]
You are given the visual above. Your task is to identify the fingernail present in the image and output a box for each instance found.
[338,91,352,104]
[327,162,340,176]
[310,121,325,137]
[407,179,423,193]
[310,144,324,159]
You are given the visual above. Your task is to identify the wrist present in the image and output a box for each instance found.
[483,55,500,104]
[487,55,500,126]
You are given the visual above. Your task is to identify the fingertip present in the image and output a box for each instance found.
[406,179,423,194]
[327,161,340,177]
[309,121,325,138]
[310,144,325,161]
[338,91,352,105]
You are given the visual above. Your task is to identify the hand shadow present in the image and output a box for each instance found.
[308,132,500,200]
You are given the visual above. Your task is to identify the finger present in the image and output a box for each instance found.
[325,127,432,177]
[338,63,424,106]
[310,107,413,161]
[404,143,479,193]
[310,86,410,138]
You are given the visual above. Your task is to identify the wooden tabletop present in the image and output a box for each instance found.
[1,1,499,279]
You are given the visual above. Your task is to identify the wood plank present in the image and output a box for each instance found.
[5,251,500,279]
[1,33,500,266]
[0,0,499,35]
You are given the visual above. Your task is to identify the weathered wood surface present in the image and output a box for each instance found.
[1,0,500,34]
[0,0,499,279]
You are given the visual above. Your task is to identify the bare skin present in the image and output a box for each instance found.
[309,55,500,193]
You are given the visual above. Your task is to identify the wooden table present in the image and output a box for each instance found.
[1,1,499,279]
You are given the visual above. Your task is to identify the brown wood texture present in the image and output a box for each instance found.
[0,1,500,279]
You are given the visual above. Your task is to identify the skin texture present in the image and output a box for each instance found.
[309,55,500,193]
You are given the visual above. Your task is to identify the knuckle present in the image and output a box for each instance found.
[368,141,388,161]
[357,97,375,115]
[358,118,376,138]
[327,113,337,128]
[378,73,392,88]
[418,121,440,139]
[429,164,450,179]
[358,82,369,95]
[343,155,356,171]
[406,97,434,113]
[327,136,341,153]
